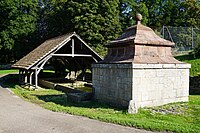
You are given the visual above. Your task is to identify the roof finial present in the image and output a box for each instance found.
[136,13,142,24]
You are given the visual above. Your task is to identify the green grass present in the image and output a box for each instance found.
[43,70,55,73]
[7,85,200,133]
[1,55,200,133]
[175,54,200,76]
[0,69,18,75]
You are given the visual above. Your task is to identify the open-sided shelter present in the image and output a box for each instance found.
[12,32,102,88]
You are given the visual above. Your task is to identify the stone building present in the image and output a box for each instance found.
[92,14,191,113]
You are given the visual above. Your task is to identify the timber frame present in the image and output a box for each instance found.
[12,32,102,88]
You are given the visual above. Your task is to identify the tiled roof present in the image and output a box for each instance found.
[107,22,174,47]
[12,33,73,69]
[12,32,102,69]
[102,16,183,64]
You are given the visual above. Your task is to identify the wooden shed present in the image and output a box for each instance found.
[12,32,102,88]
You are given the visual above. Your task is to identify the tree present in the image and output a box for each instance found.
[0,0,39,63]
[180,0,200,27]
[137,0,182,28]
[137,0,200,28]
[43,0,121,56]
[119,0,148,30]
[41,0,69,39]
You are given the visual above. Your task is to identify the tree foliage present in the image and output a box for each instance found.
[0,0,200,63]
[43,0,121,56]
[0,0,39,62]
[119,0,148,30]
[181,0,200,27]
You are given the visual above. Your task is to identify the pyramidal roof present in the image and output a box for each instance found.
[107,14,174,47]
[102,13,184,64]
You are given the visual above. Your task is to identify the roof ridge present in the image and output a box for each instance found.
[45,32,75,42]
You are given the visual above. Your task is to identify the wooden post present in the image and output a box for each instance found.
[19,69,22,84]
[21,70,25,84]
[72,38,74,57]
[82,68,86,81]
[24,70,28,83]
[29,71,33,85]
[35,69,38,88]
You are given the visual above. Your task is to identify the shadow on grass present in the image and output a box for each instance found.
[35,94,126,112]
[0,74,19,88]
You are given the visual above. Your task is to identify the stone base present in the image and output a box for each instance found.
[67,92,93,103]
[92,63,191,113]
[128,100,138,114]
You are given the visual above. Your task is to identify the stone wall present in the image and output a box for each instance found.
[189,76,200,94]
[92,63,190,113]
[92,64,133,107]
[132,64,190,108]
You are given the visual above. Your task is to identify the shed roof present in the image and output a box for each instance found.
[12,32,102,70]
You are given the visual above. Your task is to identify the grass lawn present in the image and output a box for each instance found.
[1,54,200,133]
[0,69,18,75]
[4,84,199,133]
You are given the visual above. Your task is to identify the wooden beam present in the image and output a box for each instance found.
[92,57,98,63]
[51,54,92,57]
[31,55,52,70]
